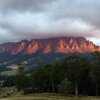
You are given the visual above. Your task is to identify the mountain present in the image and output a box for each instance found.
[0,37,99,72]
[0,37,100,55]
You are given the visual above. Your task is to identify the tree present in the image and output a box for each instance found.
[63,56,90,96]
[0,81,2,90]
[30,55,92,95]
[15,64,30,92]
[31,66,48,93]
[58,79,74,95]
[91,51,100,96]
[45,64,55,93]
[2,76,16,87]
[31,64,56,93]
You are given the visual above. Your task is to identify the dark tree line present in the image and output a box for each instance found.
[1,52,100,96]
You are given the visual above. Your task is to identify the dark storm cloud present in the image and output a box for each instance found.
[0,0,100,44]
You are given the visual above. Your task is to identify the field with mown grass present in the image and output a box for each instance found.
[0,93,100,100]
[0,70,17,76]
[0,88,100,100]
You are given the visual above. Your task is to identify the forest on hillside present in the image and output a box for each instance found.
[0,51,100,97]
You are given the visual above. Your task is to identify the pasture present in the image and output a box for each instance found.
[0,93,100,100]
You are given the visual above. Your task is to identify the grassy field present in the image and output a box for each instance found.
[0,88,100,100]
[0,70,17,76]
[0,94,100,100]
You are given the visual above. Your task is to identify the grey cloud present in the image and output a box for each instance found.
[50,0,100,28]
[0,0,100,44]
[0,0,54,13]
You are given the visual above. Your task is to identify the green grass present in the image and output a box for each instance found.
[0,70,17,76]
[0,94,100,100]
[0,88,100,100]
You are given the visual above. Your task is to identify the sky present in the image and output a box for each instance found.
[0,0,100,45]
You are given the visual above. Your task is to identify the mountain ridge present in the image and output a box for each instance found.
[0,37,100,55]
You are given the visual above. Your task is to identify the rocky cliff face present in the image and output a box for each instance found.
[0,37,100,55]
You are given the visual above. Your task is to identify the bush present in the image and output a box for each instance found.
[58,79,74,95]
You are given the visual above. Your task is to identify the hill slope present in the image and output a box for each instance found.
[0,37,99,72]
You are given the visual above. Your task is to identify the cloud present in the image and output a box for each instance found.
[0,0,54,13]
[0,0,100,45]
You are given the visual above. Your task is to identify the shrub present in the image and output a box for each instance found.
[58,79,74,95]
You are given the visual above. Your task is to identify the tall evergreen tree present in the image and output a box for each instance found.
[15,64,30,92]
[91,51,100,96]
[63,56,90,96]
